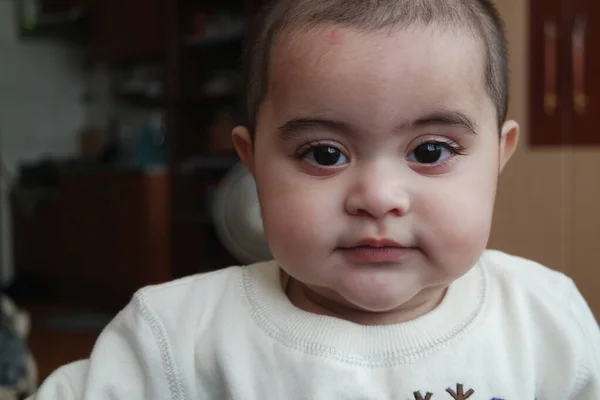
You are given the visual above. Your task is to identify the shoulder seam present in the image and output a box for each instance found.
[567,278,600,395]
[134,292,186,400]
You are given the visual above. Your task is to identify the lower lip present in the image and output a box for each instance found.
[340,246,415,263]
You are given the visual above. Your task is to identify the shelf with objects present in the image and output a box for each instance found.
[166,0,265,277]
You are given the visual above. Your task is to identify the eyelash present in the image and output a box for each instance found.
[295,139,467,160]
[408,139,468,171]
[417,140,468,156]
[295,140,342,159]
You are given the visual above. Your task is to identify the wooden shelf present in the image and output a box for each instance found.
[166,0,264,277]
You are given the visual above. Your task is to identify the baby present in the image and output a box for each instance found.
[30,0,600,399]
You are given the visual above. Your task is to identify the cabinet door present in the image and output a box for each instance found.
[571,0,600,144]
[529,0,571,145]
[89,0,165,63]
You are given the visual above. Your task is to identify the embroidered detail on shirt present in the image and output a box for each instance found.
[414,391,434,400]
[446,384,475,400]
[412,385,509,399]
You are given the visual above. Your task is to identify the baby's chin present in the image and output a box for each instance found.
[278,256,449,322]
[338,286,423,314]
[335,266,422,303]
[327,275,449,324]
[332,288,444,325]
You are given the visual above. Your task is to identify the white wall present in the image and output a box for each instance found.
[0,2,86,285]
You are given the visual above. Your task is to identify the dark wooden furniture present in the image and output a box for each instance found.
[21,303,99,384]
[165,0,259,277]
[529,0,600,145]
[87,0,166,63]
[13,1,265,308]
[83,0,264,277]
[12,169,170,309]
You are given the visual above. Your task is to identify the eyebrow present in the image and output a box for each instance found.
[406,111,478,135]
[277,118,351,140]
[277,110,478,140]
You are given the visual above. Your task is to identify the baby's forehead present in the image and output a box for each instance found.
[258,25,498,136]
[269,25,490,112]
[272,24,485,84]
[275,21,482,52]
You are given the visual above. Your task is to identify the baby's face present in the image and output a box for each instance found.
[237,25,517,315]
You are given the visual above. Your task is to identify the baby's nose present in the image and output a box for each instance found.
[344,167,410,219]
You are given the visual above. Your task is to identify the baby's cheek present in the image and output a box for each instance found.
[421,189,494,270]
[260,196,323,259]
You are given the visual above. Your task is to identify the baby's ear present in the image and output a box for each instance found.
[499,120,519,173]
[232,126,255,174]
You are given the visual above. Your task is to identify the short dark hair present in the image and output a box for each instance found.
[243,0,509,134]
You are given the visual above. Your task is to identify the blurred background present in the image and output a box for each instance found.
[0,0,597,391]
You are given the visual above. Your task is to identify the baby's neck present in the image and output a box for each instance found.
[284,275,447,326]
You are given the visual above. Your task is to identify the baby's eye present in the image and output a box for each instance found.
[407,142,455,164]
[302,145,349,166]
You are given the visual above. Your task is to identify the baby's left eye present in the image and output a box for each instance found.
[302,145,349,166]
[407,142,455,164]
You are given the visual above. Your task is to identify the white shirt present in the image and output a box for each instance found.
[29,250,600,399]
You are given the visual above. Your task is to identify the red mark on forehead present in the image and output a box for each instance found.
[323,28,343,44]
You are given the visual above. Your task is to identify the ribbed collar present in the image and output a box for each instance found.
[242,257,487,366]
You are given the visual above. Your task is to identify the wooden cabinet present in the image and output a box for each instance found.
[21,0,166,62]
[529,0,600,145]
[88,0,165,63]
[528,0,566,145]
[571,0,600,144]
[165,0,259,277]
[11,169,171,309]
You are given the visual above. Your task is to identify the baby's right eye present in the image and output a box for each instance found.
[301,145,349,167]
